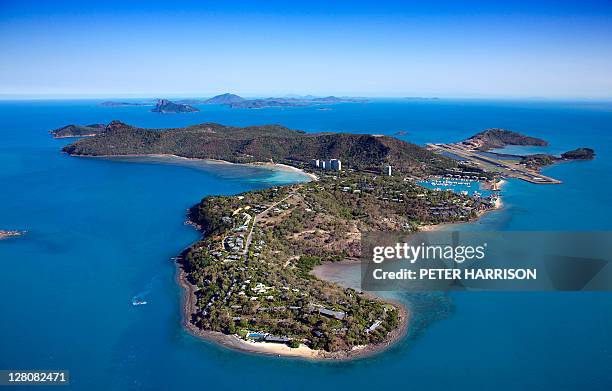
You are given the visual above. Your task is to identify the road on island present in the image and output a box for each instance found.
[242,192,295,260]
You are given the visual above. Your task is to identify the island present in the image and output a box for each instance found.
[0,230,26,240]
[99,101,153,107]
[228,96,366,109]
[58,120,497,359]
[98,94,366,111]
[151,99,199,113]
[404,97,440,100]
[173,93,367,109]
[561,147,595,160]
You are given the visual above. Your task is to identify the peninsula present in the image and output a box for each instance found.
[59,120,496,358]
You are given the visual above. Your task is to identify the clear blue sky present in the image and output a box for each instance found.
[1,0,611,99]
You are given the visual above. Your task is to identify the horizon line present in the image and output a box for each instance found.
[1,93,612,102]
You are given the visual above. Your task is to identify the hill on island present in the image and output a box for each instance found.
[62,121,456,174]
[204,93,245,105]
[463,128,548,150]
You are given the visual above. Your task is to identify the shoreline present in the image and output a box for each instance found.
[174,176,503,360]
[52,134,98,139]
[176,255,409,361]
[68,153,318,182]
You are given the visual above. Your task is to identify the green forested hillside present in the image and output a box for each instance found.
[62,120,456,174]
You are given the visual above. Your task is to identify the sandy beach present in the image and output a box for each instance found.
[481,178,507,191]
[247,161,319,181]
[70,153,318,182]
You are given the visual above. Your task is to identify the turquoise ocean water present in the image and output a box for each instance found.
[1,99,611,390]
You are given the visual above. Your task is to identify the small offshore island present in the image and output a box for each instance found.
[54,121,592,359]
[0,230,26,240]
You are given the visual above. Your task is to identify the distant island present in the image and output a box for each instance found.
[404,97,440,100]
[151,99,199,113]
[98,93,367,110]
[227,95,366,109]
[100,101,153,107]
[57,120,498,359]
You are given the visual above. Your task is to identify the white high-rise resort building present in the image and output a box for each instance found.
[311,158,342,171]
[384,165,392,176]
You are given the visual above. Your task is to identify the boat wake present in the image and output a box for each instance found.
[131,272,161,307]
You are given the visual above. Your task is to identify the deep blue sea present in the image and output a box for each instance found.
[1,99,611,390]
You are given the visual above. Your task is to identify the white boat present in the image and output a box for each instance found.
[132,299,148,306]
